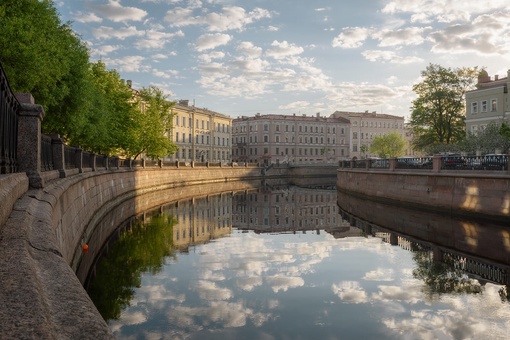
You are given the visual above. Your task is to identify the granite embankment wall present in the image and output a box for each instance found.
[337,169,510,222]
[0,164,337,339]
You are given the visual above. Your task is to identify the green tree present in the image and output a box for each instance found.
[129,86,178,159]
[76,61,140,155]
[369,132,406,158]
[460,122,509,155]
[0,0,92,135]
[410,64,478,151]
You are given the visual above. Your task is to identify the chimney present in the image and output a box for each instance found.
[316,112,320,117]
[495,75,499,80]
[127,80,132,88]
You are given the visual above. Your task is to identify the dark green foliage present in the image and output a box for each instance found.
[0,0,91,136]
[410,64,478,152]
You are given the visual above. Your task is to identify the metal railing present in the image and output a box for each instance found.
[0,62,20,174]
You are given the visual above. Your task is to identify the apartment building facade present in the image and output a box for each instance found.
[231,185,350,234]
[232,113,350,165]
[465,69,510,135]
[331,111,406,159]
[170,100,232,163]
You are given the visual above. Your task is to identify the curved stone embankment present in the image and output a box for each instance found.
[0,166,265,339]
[337,169,510,222]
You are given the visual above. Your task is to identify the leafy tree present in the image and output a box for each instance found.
[500,123,510,142]
[128,86,178,159]
[360,144,368,158]
[75,61,140,155]
[0,0,91,135]
[410,64,478,151]
[459,122,509,155]
[369,132,406,158]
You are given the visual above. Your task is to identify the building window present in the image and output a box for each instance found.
[276,125,280,131]
[471,125,478,134]
[175,132,179,142]
[491,99,497,111]
[264,135,268,142]
[353,132,358,139]
[264,124,268,131]
[353,144,358,152]
[471,102,478,114]
[275,136,280,143]
[276,147,279,155]
[481,100,487,112]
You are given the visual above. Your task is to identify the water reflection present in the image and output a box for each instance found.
[85,182,510,339]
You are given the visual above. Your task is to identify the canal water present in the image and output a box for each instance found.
[84,180,510,339]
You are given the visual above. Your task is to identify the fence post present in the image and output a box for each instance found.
[75,147,83,173]
[16,94,45,188]
[90,153,97,171]
[51,135,66,178]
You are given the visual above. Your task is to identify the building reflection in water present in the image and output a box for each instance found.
[167,193,233,251]
[232,180,355,236]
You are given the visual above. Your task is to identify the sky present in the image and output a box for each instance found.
[56,0,510,121]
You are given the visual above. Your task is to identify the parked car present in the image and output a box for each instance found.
[441,153,466,169]
[481,154,508,170]
[397,157,422,169]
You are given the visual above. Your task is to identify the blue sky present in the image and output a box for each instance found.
[57,0,510,120]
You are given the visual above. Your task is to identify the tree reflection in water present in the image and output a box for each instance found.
[87,213,177,321]
[411,248,482,300]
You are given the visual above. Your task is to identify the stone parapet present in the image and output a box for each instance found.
[337,169,510,221]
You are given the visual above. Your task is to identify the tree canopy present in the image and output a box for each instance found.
[0,0,91,135]
[0,0,177,158]
[369,131,406,158]
[410,64,479,152]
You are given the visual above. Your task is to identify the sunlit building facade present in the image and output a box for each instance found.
[170,100,232,163]
[331,110,406,159]
[232,113,350,165]
[465,69,510,136]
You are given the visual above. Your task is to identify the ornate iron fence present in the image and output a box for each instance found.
[0,62,20,174]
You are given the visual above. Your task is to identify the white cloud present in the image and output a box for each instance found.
[266,40,304,59]
[278,101,311,110]
[165,5,271,32]
[92,0,148,22]
[372,26,429,47]
[103,55,148,73]
[92,26,144,40]
[332,27,372,48]
[381,0,508,24]
[195,33,232,51]
[72,11,102,23]
[361,50,423,64]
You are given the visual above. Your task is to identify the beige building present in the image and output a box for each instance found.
[331,111,406,159]
[465,69,510,135]
[170,100,232,163]
[232,113,350,165]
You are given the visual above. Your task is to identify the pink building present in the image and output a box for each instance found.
[232,113,350,165]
